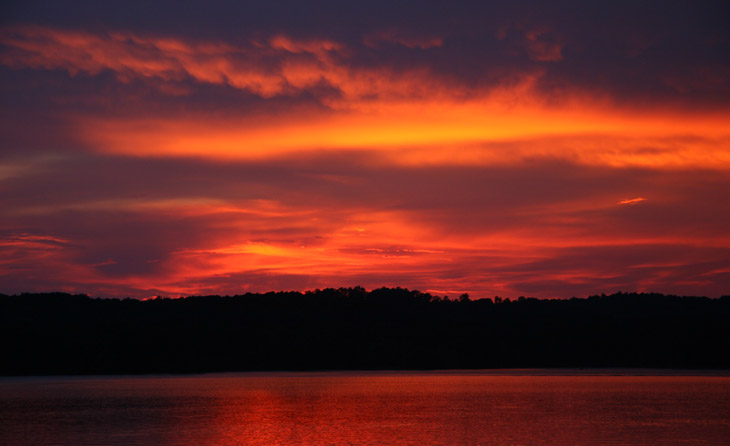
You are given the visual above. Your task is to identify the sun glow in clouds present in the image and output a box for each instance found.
[1,7,730,299]
[4,26,729,168]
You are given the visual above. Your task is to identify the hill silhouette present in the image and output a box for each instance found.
[1,288,729,375]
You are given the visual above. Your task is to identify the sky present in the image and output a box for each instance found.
[1,1,729,299]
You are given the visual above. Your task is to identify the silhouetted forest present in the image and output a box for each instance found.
[1,288,729,375]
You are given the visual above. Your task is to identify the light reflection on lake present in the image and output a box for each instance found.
[1,370,729,445]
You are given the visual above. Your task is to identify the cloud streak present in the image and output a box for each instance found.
[618,197,647,205]
[0,26,450,103]
[2,153,729,298]
[3,26,728,168]
[1,2,729,298]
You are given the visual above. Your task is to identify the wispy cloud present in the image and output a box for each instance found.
[1,3,729,298]
[0,26,449,103]
[618,197,647,205]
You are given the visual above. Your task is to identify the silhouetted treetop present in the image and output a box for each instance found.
[1,288,728,375]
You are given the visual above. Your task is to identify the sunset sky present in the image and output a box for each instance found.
[1,1,729,298]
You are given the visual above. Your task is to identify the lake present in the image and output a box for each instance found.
[1,370,729,445]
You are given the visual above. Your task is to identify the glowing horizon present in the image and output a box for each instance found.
[1,3,729,298]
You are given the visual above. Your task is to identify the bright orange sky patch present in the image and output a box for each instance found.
[1,14,729,298]
[77,100,730,168]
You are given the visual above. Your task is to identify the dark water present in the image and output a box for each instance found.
[1,371,729,446]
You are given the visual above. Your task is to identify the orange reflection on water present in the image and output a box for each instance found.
[3,372,730,446]
[194,373,730,446]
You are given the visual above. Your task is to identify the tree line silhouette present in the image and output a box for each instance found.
[1,288,729,375]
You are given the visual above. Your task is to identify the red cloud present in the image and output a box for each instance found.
[0,25,448,101]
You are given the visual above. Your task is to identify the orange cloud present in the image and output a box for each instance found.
[618,197,647,205]
[268,34,342,55]
[3,26,730,299]
[74,100,730,169]
[4,25,728,170]
[3,181,730,298]
[0,25,447,101]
